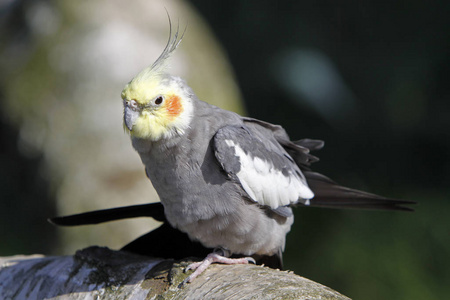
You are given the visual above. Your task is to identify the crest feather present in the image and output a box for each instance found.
[132,16,185,83]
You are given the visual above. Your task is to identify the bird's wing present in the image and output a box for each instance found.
[214,125,314,209]
[242,117,323,169]
[241,118,415,211]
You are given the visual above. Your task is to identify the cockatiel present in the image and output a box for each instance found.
[51,24,414,285]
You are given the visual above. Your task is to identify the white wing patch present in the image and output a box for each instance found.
[224,139,314,209]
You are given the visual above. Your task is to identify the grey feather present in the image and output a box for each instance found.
[130,80,414,263]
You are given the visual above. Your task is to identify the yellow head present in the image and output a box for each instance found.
[121,25,193,141]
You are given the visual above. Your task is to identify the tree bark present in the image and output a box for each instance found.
[0,247,350,299]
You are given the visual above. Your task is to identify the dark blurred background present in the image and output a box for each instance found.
[1,1,449,299]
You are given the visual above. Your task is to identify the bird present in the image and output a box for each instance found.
[51,22,415,285]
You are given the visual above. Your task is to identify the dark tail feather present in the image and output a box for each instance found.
[48,202,166,226]
[122,222,212,259]
[304,171,416,211]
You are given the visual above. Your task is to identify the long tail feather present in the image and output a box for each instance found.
[48,202,165,226]
[304,171,416,211]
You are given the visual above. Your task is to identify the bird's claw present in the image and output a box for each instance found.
[184,261,202,273]
[246,257,256,264]
[179,252,255,287]
[178,277,190,288]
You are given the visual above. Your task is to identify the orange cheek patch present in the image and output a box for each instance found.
[166,94,183,118]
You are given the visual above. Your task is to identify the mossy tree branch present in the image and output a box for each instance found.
[0,246,350,299]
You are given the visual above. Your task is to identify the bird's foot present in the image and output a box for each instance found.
[179,252,255,287]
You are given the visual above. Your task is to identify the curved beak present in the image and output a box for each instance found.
[124,106,140,131]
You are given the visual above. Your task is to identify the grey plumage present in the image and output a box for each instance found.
[131,95,294,257]
[53,75,414,273]
[51,25,415,284]
[128,76,413,261]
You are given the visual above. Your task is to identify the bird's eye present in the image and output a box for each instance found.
[154,96,164,105]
